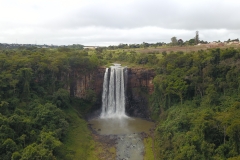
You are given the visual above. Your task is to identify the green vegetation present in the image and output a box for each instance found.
[144,137,155,160]
[0,48,102,159]
[57,107,97,160]
[98,49,160,68]
[2,44,240,159]
[149,48,240,159]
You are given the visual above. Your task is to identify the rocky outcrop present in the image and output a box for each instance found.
[126,68,155,119]
[69,67,105,101]
[127,68,155,94]
[69,67,155,118]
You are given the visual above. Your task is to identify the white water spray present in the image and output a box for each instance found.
[100,64,127,118]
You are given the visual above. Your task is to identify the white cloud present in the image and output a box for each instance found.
[0,0,240,45]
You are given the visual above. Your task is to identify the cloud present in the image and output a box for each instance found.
[0,0,240,45]
[51,0,240,30]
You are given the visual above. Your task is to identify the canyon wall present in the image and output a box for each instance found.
[69,67,105,99]
[126,68,155,118]
[69,67,155,118]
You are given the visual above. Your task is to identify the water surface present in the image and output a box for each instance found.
[89,117,154,135]
[89,117,154,160]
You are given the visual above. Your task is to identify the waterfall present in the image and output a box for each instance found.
[101,64,127,118]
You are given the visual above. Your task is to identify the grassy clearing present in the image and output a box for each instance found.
[144,136,155,160]
[57,107,98,160]
[56,106,116,160]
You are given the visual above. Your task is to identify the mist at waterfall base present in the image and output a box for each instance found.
[89,64,154,135]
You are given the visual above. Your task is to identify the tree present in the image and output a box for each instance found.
[2,138,17,152]
[2,138,17,159]
[52,89,70,108]
[166,74,188,105]
[188,39,195,45]
[171,37,178,46]
[178,39,183,46]
[89,54,99,68]
[162,51,167,57]
[39,131,62,150]
[17,68,32,100]
[195,31,199,45]
[21,143,55,160]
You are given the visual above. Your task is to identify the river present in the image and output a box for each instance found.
[89,117,154,160]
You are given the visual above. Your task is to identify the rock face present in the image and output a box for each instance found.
[69,67,106,110]
[126,68,155,119]
[69,67,155,118]
[70,67,106,98]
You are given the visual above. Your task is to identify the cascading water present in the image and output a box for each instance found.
[100,64,127,118]
[90,64,154,159]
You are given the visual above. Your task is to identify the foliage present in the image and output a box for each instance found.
[52,89,71,108]
[0,48,99,159]
[99,50,159,68]
[55,107,98,160]
[2,45,240,159]
[149,47,240,159]
[171,37,178,46]
[144,137,155,160]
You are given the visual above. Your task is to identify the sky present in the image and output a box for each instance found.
[0,0,240,46]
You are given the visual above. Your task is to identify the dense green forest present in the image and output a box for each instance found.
[1,46,240,159]
[0,47,100,159]
[149,48,240,159]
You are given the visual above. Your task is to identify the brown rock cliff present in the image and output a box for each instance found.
[126,68,155,118]
[69,67,105,99]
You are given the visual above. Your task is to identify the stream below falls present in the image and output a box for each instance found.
[89,117,155,160]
